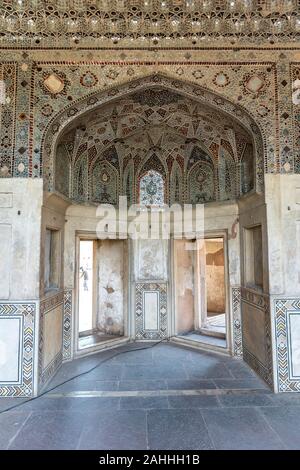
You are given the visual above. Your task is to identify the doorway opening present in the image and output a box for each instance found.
[78,238,128,351]
[174,237,227,349]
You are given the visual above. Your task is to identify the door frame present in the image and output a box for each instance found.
[74,231,131,357]
[171,230,232,354]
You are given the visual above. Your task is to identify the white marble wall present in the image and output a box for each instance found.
[0,179,43,300]
[0,179,42,396]
[265,174,300,296]
[265,175,300,392]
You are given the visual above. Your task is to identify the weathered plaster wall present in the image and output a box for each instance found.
[174,239,195,335]
[265,175,300,297]
[97,240,126,336]
[264,175,300,392]
[0,179,43,300]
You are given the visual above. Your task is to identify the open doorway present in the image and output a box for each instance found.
[78,238,128,350]
[78,240,94,336]
[174,237,227,349]
[201,238,226,341]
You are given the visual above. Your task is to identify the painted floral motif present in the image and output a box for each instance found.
[80,71,98,88]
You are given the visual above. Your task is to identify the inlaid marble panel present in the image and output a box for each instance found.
[135,283,168,340]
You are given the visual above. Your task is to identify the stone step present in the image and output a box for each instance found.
[198,327,226,340]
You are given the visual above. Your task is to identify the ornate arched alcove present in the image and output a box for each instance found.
[35,73,282,395]
[41,74,265,204]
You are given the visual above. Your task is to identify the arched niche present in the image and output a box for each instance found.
[46,74,264,205]
[73,154,88,202]
[90,159,119,205]
[123,160,135,205]
[55,143,70,197]
[218,147,237,200]
[241,143,255,194]
[170,161,183,205]
[188,161,215,204]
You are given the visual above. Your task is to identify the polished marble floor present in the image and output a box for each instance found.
[0,342,300,450]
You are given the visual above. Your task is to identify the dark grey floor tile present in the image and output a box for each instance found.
[51,378,118,392]
[166,379,216,390]
[152,345,193,361]
[189,350,231,364]
[9,411,85,450]
[147,409,213,450]
[118,380,167,391]
[260,406,300,449]
[53,379,101,393]
[214,378,268,390]
[70,397,120,411]
[51,375,119,393]
[24,396,120,412]
[18,397,87,411]
[53,356,109,380]
[168,395,220,409]
[0,398,30,413]
[201,407,285,450]
[269,393,300,406]
[225,361,257,378]
[0,411,31,450]
[185,363,231,379]
[94,381,119,391]
[218,392,274,407]
[120,396,168,410]
[122,364,187,380]
[85,364,124,380]
[110,349,153,364]
[78,410,147,450]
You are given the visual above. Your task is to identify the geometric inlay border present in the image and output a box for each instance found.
[63,289,72,361]
[232,286,243,358]
[0,302,36,397]
[275,298,300,392]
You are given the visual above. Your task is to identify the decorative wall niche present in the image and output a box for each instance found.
[53,81,257,206]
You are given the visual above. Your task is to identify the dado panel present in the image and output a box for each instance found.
[0,303,36,397]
